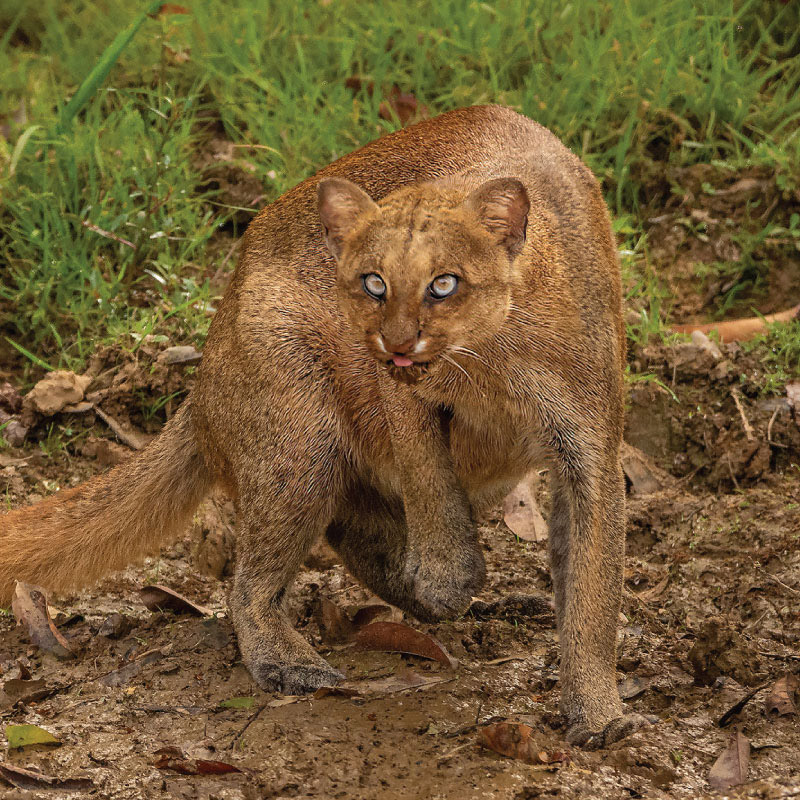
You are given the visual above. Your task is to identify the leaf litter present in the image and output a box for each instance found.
[708,729,750,791]
[11,581,75,659]
[139,583,213,616]
[354,621,458,669]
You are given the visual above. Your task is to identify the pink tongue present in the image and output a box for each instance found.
[392,355,414,367]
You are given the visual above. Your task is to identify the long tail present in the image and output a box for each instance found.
[0,401,213,604]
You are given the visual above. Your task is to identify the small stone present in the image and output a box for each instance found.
[98,613,133,640]
[690,330,723,360]
[159,345,202,366]
[2,419,28,447]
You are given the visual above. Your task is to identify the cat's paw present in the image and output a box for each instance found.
[566,713,657,750]
[404,544,486,621]
[249,660,345,695]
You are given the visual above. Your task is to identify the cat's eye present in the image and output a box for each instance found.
[362,273,386,299]
[428,274,458,299]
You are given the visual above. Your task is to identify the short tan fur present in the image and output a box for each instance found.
[0,106,649,747]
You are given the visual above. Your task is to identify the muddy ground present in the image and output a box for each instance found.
[0,336,798,800]
[1,166,800,798]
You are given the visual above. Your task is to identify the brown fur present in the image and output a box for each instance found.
[0,106,648,746]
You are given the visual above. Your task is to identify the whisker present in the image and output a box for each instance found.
[451,345,484,363]
[441,353,473,383]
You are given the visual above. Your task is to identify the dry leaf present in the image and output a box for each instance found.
[351,604,392,628]
[356,667,450,695]
[0,381,22,413]
[1,677,53,708]
[621,442,672,495]
[478,722,569,765]
[313,686,360,699]
[765,674,798,717]
[317,599,392,644]
[378,87,429,126]
[636,572,670,603]
[618,675,649,700]
[153,745,242,775]
[151,3,190,16]
[355,621,458,669]
[502,477,547,542]
[11,581,75,659]
[317,598,355,644]
[24,371,91,415]
[0,763,92,791]
[159,345,202,366]
[139,584,212,616]
[708,730,749,791]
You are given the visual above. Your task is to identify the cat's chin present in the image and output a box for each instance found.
[385,361,430,385]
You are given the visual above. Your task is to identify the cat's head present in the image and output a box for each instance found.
[317,176,529,385]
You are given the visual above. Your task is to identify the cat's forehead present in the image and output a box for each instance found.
[360,224,453,277]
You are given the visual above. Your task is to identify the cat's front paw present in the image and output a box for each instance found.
[249,659,345,695]
[404,543,486,622]
[566,713,657,750]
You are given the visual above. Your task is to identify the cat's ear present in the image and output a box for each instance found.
[463,178,529,257]
[317,177,379,260]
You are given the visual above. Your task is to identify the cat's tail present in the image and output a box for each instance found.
[0,401,213,604]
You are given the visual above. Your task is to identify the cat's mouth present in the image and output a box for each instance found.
[384,358,431,385]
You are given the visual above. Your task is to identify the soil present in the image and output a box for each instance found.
[1,172,800,798]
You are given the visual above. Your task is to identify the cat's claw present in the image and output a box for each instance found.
[249,661,345,695]
[566,713,657,750]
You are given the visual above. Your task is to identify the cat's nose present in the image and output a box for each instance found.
[384,335,418,355]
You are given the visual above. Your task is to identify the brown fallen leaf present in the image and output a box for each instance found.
[153,746,241,775]
[313,686,360,699]
[158,345,202,366]
[149,3,190,16]
[1,678,54,708]
[478,722,569,765]
[351,604,393,628]
[708,729,749,791]
[636,572,670,603]
[92,405,146,451]
[0,381,22,413]
[140,584,213,616]
[672,303,800,343]
[765,674,798,717]
[0,763,92,792]
[355,621,458,669]
[317,598,355,644]
[621,442,673,495]
[356,667,451,696]
[23,371,92,416]
[378,87,429,126]
[11,582,75,659]
[316,599,392,644]
[502,476,547,542]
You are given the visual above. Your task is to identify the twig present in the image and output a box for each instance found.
[437,743,471,762]
[730,387,755,441]
[767,407,787,448]
[726,454,741,490]
[81,220,137,250]
[753,562,800,596]
[92,406,144,451]
[228,702,270,750]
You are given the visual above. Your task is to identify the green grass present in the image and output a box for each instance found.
[1,0,799,376]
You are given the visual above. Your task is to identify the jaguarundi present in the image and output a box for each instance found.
[0,104,652,747]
